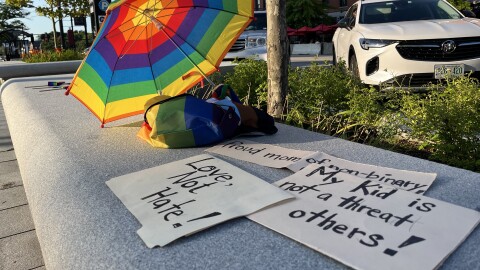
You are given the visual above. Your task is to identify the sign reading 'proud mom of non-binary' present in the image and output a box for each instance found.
[207,140,436,194]
[106,154,293,247]
[288,152,436,194]
[248,164,480,270]
[205,139,315,168]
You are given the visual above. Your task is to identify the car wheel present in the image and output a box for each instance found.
[349,54,360,78]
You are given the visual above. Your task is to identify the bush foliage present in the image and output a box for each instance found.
[22,49,85,63]
[224,59,480,172]
[18,55,478,172]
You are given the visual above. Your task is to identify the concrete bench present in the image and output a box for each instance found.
[1,74,479,269]
[0,61,81,81]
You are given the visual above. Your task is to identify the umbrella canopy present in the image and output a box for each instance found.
[286,26,300,36]
[311,24,338,34]
[296,26,314,34]
[67,0,253,126]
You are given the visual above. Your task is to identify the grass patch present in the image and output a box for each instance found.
[22,50,85,63]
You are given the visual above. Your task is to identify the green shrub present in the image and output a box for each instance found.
[223,59,268,107]
[218,61,480,172]
[22,50,85,63]
[400,76,480,171]
[287,62,360,134]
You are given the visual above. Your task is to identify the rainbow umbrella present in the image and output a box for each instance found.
[66,0,253,126]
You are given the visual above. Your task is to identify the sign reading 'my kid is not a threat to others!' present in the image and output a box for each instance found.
[288,152,436,194]
[248,164,480,270]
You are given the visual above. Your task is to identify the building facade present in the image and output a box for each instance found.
[255,0,266,10]
[325,0,357,12]
[255,0,355,12]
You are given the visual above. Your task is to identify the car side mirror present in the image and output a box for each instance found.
[337,18,349,28]
[462,9,476,18]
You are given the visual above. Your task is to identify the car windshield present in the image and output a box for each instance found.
[245,13,267,30]
[359,0,463,24]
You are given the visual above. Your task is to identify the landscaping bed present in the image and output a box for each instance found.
[218,59,480,172]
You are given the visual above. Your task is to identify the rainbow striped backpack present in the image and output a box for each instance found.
[137,94,240,148]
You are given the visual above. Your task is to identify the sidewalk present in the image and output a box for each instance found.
[0,99,45,270]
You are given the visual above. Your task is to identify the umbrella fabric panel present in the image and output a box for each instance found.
[69,76,108,122]
[145,7,248,95]
[77,61,109,102]
[104,92,159,123]
[95,4,226,97]
[110,67,154,87]
[69,61,110,121]
[108,0,253,16]
[75,52,159,122]
[67,0,253,125]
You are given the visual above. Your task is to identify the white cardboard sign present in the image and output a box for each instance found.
[106,154,293,247]
[288,152,436,194]
[248,164,479,270]
[205,139,315,168]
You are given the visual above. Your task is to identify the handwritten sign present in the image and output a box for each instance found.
[248,164,479,270]
[106,154,293,247]
[288,152,436,194]
[205,139,315,168]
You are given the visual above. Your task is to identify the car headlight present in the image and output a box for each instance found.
[360,38,398,50]
[246,36,266,48]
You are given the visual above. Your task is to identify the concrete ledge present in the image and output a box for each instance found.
[0,61,82,81]
[0,61,239,81]
[1,74,479,269]
[0,55,329,83]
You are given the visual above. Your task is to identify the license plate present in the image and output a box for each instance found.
[434,64,464,79]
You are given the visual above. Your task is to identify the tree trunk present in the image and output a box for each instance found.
[266,0,289,119]
[58,0,66,49]
[51,16,58,49]
[84,17,89,47]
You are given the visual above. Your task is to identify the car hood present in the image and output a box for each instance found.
[357,18,480,40]
[239,30,267,38]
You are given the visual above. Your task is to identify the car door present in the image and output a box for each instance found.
[334,3,359,63]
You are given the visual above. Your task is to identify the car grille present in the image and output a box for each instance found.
[229,38,246,52]
[383,72,480,87]
[396,37,480,61]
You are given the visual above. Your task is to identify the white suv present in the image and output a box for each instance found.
[332,0,480,88]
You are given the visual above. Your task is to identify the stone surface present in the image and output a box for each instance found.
[0,95,45,269]
[1,74,479,270]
